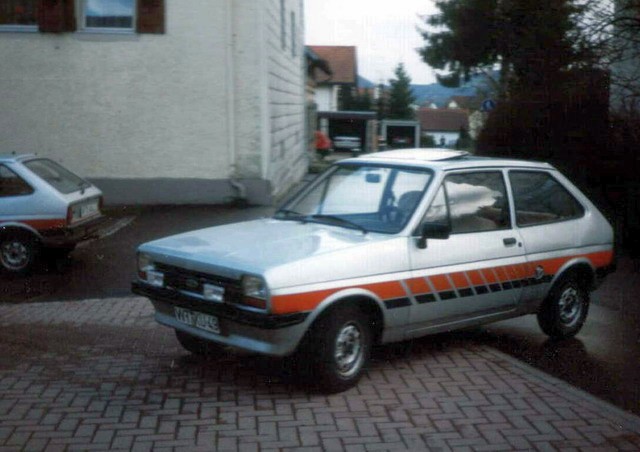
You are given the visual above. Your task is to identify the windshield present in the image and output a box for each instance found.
[276,163,433,234]
[24,158,90,195]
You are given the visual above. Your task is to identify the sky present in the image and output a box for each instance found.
[86,0,134,16]
[305,0,438,85]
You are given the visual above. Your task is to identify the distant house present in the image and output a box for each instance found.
[417,108,469,147]
[305,47,332,154]
[447,96,476,110]
[307,45,357,111]
[0,0,306,206]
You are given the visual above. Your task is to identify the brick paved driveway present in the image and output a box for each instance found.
[2,298,640,451]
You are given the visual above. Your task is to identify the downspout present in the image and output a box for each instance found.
[225,0,248,204]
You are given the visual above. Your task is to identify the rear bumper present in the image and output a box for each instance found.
[40,214,108,247]
[132,281,310,356]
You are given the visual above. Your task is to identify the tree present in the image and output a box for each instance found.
[419,0,592,98]
[386,63,416,119]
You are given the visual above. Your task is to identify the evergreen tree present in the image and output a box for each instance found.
[375,83,387,120]
[386,63,416,119]
[418,0,590,97]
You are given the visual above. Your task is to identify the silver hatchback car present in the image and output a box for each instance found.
[133,149,615,392]
[0,154,106,274]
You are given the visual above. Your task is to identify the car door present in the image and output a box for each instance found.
[507,170,588,307]
[406,169,527,336]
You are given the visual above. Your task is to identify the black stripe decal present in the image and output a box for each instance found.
[415,293,437,304]
[384,297,411,309]
[489,283,502,292]
[439,291,456,300]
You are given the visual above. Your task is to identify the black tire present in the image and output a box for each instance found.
[537,274,590,340]
[0,232,39,275]
[175,330,223,358]
[309,305,372,393]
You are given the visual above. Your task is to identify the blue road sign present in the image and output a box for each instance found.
[481,99,496,112]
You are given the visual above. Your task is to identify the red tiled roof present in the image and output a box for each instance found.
[308,45,357,84]
[417,108,469,132]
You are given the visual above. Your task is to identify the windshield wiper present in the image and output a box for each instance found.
[308,214,368,234]
[274,208,305,221]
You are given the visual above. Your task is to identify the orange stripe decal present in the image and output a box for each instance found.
[21,219,67,230]
[481,268,498,284]
[450,272,470,289]
[407,277,431,295]
[467,270,485,286]
[429,274,452,292]
[270,248,613,315]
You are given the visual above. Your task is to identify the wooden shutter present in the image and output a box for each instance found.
[137,0,165,34]
[38,0,75,32]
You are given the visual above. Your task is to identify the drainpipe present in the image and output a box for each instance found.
[225,0,248,205]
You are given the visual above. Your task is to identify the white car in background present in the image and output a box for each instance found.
[0,154,106,274]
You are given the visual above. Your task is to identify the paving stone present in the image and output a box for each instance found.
[1,297,640,450]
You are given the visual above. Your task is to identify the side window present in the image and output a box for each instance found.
[444,172,510,234]
[0,165,33,197]
[509,171,584,226]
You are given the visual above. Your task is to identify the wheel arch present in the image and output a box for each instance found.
[304,288,386,345]
[549,258,596,292]
[0,222,42,242]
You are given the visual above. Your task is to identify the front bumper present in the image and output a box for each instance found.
[40,214,109,247]
[132,281,310,356]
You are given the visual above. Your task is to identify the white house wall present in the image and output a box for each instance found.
[0,0,306,205]
[315,85,339,111]
[264,0,306,200]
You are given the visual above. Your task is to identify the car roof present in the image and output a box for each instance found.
[342,148,554,171]
[0,153,37,164]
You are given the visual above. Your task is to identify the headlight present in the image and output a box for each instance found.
[240,275,268,310]
[137,253,164,288]
[242,275,268,299]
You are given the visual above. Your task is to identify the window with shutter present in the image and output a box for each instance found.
[0,0,37,29]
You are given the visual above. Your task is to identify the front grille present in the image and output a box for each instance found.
[154,263,242,303]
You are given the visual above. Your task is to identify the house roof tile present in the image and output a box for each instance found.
[417,108,469,132]
[308,45,357,84]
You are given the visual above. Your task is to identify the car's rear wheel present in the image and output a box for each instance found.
[175,330,223,358]
[0,232,39,275]
[310,305,372,393]
[537,274,589,340]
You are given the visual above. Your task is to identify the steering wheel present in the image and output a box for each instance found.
[380,205,402,224]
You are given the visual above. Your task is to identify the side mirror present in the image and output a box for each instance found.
[417,222,450,249]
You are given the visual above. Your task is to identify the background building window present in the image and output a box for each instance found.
[0,0,37,27]
[84,0,135,29]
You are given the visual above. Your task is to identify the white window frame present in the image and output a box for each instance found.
[81,0,137,34]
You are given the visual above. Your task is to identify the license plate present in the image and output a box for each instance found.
[80,202,98,217]
[174,307,220,334]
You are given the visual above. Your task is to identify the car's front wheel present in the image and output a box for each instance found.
[0,232,39,275]
[537,274,589,340]
[311,305,372,393]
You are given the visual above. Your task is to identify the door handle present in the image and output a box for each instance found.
[503,237,517,246]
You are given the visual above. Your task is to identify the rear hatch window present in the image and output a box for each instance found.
[24,159,91,194]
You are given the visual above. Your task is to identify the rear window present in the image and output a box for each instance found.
[23,159,89,195]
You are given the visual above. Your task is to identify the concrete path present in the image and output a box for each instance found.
[2,298,640,451]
